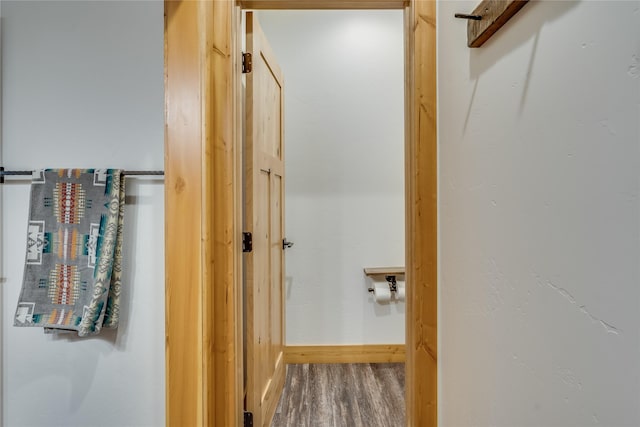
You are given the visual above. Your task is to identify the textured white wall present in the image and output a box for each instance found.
[1,2,164,426]
[439,1,640,426]
[257,11,405,345]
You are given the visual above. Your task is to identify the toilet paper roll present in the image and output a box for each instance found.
[373,282,392,303]
[396,280,406,301]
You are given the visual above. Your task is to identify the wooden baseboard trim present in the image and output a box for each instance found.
[284,345,406,364]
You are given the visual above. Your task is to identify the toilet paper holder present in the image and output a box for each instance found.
[368,275,399,294]
[363,267,405,295]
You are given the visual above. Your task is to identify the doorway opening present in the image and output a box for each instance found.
[244,9,407,426]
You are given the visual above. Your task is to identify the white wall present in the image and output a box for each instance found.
[257,11,405,345]
[1,2,164,426]
[439,1,640,426]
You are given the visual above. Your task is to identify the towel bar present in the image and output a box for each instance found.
[0,168,164,184]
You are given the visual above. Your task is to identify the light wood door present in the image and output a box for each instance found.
[244,12,286,427]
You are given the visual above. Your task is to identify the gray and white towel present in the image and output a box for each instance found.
[14,169,125,336]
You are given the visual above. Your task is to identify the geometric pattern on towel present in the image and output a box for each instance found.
[14,169,125,336]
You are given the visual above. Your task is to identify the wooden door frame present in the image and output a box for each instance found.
[164,0,436,426]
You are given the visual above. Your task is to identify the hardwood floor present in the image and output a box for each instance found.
[271,363,405,427]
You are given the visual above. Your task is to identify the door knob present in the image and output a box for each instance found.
[283,239,294,250]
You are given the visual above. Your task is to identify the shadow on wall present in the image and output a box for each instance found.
[47,332,117,413]
[461,0,580,130]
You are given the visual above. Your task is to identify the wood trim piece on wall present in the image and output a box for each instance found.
[165,1,437,426]
[164,2,204,425]
[285,345,406,364]
[165,1,242,426]
[405,1,438,426]
[467,0,530,47]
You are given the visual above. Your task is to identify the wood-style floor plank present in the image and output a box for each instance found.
[271,363,405,427]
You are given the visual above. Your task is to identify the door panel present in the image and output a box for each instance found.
[245,12,286,427]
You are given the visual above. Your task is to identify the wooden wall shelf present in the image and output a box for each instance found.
[363,267,405,277]
[456,0,530,48]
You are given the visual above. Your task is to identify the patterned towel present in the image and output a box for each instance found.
[14,169,125,337]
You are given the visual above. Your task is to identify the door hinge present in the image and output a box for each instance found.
[244,411,254,427]
[243,232,253,253]
[242,52,252,74]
